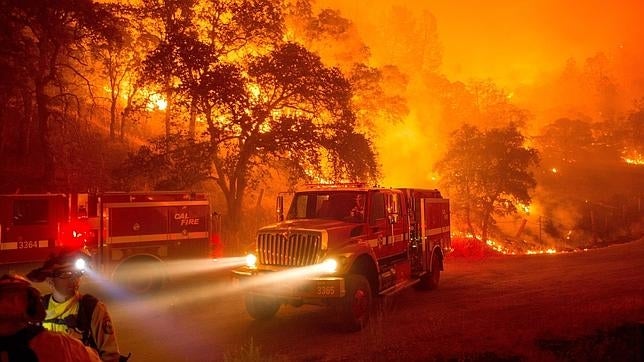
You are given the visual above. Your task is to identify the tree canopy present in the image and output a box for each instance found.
[111,1,380,230]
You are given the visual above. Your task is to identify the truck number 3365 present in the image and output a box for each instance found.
[316,286,336,296]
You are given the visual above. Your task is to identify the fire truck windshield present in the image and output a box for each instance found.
[286,191,367,222]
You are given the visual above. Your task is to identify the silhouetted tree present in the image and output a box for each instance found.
[194,42,378,225]
[90,4,152,141]
[0,0,122,188]
[136,0,199,138]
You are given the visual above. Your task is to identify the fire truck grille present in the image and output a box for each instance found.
[257,232,322,266]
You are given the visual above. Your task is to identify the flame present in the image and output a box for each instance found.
[248,83,261,100]
[258,122,271,133]
[452,231,585,256]
[623,156,644,165]
[551,167,558,173]
[517,203,531,214]
[621,149,643,165]
[485,238,513,254]
[150,95,167,111]
[103,81,168,112]
[526,248,558,255]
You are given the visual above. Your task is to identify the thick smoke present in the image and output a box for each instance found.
[314,0,644,247]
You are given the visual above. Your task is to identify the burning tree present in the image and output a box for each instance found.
[199,42,377,225]
[115,1,378,241]
[436,123,539,242]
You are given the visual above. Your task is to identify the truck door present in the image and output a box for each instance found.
[0,195,66,265]
[369,191,408,272]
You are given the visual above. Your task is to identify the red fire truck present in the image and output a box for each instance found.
[233,183,451,331]
[0,191,220,293]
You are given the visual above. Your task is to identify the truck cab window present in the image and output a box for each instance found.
[287,194,311,219]
[287,192,367,221]
[369,193,385,224]
[13,199,49,225]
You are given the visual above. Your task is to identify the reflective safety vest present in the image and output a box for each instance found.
[42,294,99,351]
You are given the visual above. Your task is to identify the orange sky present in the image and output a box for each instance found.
[320,0,644,89]
[316,0,644,188]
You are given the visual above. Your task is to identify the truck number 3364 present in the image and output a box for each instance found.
[18,241,40,249]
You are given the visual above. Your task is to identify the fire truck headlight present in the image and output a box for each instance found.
[245,253,257,269]
[320,258,338,273]
[74,258,87,271]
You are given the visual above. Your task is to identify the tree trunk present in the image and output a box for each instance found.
[223,188,243,254]
[188,99,196,139]
[164,86,173,139]
[120,86,137,141]
[18,88,33,158]
[0,97,7,157]
[35,81,54,189]
[120,106,128,141]
[110,95,117,139]
[480,203,494,243]
[464,183,475,235]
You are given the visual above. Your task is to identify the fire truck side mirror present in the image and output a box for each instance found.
[276,195,284,222]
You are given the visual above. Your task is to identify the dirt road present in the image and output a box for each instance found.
[107,238,644,361]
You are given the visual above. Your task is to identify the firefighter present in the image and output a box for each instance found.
[27,250,124,362]
[350,193,366,222]
[0,273,100,361]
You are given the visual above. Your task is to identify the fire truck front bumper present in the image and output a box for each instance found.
[232,267,346,299]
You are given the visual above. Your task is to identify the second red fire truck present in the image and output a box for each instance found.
[0,191,220,293]
[233,183,451,331]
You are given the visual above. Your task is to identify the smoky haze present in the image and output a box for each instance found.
[317,0,644,187]
[321,0,644,87]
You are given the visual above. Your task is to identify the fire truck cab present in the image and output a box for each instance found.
[232,184,450,331]
[0,192,219,293]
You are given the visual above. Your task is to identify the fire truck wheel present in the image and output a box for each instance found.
[244,294,281,320]
[417,252,441,290]
[339,274,372,332]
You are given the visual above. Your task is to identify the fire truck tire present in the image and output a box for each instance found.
[113,258,164,294]
[244,294,281,320]
[339,274,372,332]
[417,252,441,290]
